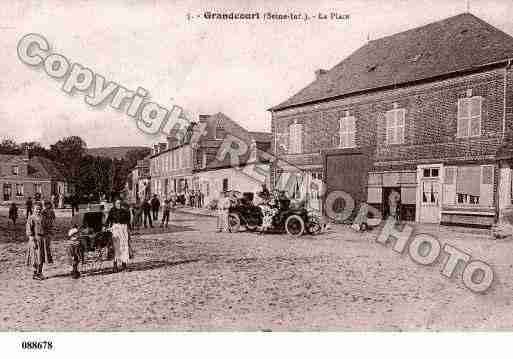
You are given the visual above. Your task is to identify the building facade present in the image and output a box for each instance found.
[0,154,69,204]
[149,113,272,205]
[270,13,513,226]
[192,113,272,206]
[127,157,151,202]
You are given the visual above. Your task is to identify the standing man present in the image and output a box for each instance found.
[71,193,80,217]
[216,191,230,233]
[151,194,160,221]
[25,196,33,219]
[8,202,18,226]
[41,200,55,266]
[142,197,153,228]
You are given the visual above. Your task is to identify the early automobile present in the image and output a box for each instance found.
[227,191,325,236]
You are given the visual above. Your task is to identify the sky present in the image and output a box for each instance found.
[1,0,513,148]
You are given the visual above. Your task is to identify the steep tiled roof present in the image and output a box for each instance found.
[271,13,513,111]
[0,154,66,180]
[28,156,66,181]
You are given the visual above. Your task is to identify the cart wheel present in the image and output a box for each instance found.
[228,213,241,233]
[285,215,305,237]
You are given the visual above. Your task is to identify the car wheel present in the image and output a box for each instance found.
[285,215,305,237]
[228,213,241,233]
[307,222,322,235]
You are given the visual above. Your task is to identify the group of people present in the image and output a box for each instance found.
[184,189,204,208]
[129,194,175,230]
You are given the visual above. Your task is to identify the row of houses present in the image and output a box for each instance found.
[128,113,273,206]
[129,13,513,227]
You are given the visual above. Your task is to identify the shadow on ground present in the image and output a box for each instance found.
[46,259,200,279]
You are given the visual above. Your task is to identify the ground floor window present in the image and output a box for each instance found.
[3,184,12,201]
[34,183,42,194]
[15,183,24,197]
[443,165,494,207]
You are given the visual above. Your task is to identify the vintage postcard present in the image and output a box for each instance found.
[1,0,513,356]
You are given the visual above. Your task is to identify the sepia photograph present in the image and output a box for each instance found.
[2,0,513,356]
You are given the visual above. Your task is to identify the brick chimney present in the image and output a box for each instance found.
[315,68,327,80]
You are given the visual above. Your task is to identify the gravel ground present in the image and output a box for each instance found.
[0,211,512,331]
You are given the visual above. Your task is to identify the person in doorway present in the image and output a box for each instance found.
[388,189,401,225]
[151,194,160,221]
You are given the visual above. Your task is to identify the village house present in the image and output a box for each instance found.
[192,113,272,205]
[269,13,513,227]
[0,153,69,205]
[149,123,196,199]
[149,113,272,205]
[127,156,151,202]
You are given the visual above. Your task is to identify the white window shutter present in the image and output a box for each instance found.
[480,165,494,207]
[385,111,394,144]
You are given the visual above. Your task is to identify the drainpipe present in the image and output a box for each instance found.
[503,59,511,141]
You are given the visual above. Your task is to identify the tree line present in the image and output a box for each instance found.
[0,136,150,202]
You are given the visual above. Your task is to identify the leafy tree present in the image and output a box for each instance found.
[0,138,21,155]
[50,136,87,185]
[124,147,151,169]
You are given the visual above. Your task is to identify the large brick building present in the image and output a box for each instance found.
[0,153,69,205]
[269,13,513,226]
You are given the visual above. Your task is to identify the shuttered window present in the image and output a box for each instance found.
[385,109,405,144]
[289,123,303,154]
[339,116,356,148]
[457,96,482,137]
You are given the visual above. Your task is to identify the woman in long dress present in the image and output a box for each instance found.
[106,199,131,272]
[26,203,46,280]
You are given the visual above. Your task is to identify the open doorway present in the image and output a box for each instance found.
[382,186,401,219]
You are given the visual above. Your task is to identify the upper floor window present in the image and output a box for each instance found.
[339,114,356,148]
[215,125,226,140]
[288,122,303,154]
[457,95,482,138]
[385,107,405,145]
[12,166,19,176]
